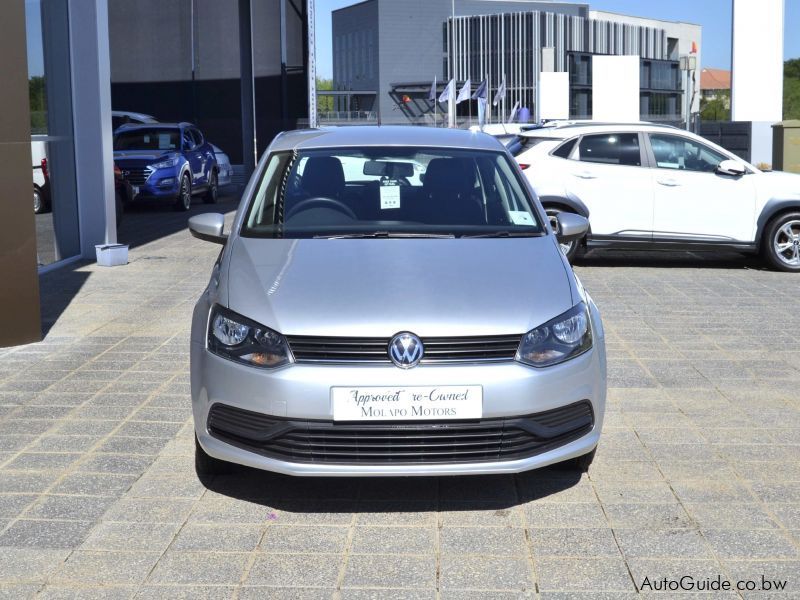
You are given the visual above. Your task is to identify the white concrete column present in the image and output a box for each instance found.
[731,0,785,165]
[69,0,117,257]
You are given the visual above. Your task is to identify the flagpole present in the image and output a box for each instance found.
[488,80,492,125]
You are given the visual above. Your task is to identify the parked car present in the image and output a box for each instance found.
[471,123,537,147]
[111,110,158,131]
[32,139,49,214]
[112,162,130,227]
[187,126,606,477]
[210,144,233,187]
[510,122,800,271]
[113,122,219,211]
[112,110,232,187]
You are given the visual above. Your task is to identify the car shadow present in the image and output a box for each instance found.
[574,249,768,271]
[197,463,584,511]
[117,188,241,250]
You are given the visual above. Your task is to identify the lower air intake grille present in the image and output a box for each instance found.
[207,401,594,465]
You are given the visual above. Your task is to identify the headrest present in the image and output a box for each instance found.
[423,158,473,194]
[302,156,345,197]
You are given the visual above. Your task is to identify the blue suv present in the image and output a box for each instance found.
[113,123,219,211]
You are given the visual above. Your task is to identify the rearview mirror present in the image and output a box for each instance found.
[363,161,387,176]
[716,159,746,177]
[555,212,589,244]
[189,213,226,244]
[363,160,414,178]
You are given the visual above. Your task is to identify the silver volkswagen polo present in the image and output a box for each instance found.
[188,126,606,477]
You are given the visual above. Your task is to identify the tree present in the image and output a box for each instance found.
[785,58,800,120]
[316,77,334,113]
[700,90,730,121]
[29,76,47,134]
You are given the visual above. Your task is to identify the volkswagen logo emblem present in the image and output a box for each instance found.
[388,332,424,368]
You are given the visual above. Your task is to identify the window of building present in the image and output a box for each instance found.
[570,91,592,119]
[576,133,641,166]
[568,53,592,86]
[649,134,727,173]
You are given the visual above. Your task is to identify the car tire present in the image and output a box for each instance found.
[175,173,192,212]
[195,435,236,477]
[569,447,596,472]
[762,212,800,272]
[545,207,583,262]
[33,187,45,214]
[203,170,218,204]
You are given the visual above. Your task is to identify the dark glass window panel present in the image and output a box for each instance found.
[577,133,641,167]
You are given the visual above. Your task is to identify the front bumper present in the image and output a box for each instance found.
[132,178,180,200]
[190,302,606,475]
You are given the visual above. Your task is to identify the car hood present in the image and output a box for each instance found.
[755,170,800,199]
[113,150,176,162]
[225,236,574,337]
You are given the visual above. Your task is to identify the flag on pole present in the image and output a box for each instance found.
[508,100,520,123]
[472,79,489,128]
[471,79,488,101]
[456,79,471,104]
[428,76,437,101]
[438,78,455,104]
[492,74,506,107]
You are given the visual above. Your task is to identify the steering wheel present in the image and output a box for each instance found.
[285,196,358,221]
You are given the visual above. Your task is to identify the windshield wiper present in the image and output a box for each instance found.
[459,231,542,238]
[313,231,455,239]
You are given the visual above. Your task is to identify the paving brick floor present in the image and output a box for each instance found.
[1,203,800,598]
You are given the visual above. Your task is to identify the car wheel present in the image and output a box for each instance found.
[569,447,596,472]
[545,207,583,262]
[33,187,44,214]
[175,173,192,212]
[203,171,218,204]
[195,435,235,477]
[763,212,800,272]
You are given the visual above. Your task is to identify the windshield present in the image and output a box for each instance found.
[241,147,544,238]
[114,129,180,152]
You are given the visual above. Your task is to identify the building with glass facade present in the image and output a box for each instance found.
[331,0,701,125]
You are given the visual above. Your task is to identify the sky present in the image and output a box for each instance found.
[314,0,800,79]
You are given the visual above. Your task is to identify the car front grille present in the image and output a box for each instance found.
[121,167,152,186]
[207,401,594,465]
[285,334,522,364]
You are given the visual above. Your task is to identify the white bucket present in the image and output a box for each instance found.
[95,243,129,267]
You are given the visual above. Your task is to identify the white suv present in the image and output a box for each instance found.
[512,122,800,271]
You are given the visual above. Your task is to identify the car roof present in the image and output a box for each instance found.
[115,122,194,131]
[111,111,158,123]
[269,126,506,152]
[519,121,683,140]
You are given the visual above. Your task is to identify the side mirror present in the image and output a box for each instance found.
[555,212,589,243]
[716,159,746,177]
[189,213,226,245]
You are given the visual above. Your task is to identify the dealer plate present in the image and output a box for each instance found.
[331,385,482,421]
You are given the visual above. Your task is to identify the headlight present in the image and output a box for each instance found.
[151,156,180,169]
[516,302,592,367]
[207,305,292,369]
